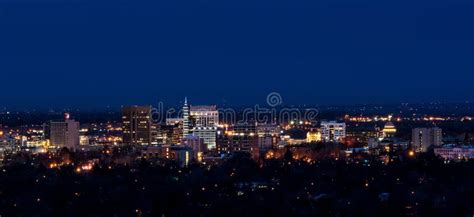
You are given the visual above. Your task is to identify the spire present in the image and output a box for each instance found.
[184,97,188,106]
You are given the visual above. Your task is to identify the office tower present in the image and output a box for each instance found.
[49,116,80,150]
[412,127,443,152]
[122,106,152,145]
[190,105,219,149]
[321,121,346,142]
[182,97,190,138]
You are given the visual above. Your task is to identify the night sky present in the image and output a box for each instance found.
[0,0,473,108]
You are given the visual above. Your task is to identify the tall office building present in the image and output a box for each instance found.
[412,127,442,152]
[190,105,218,149]
[321,121,346,142]
[122,106,152,145]
[49,115,80,150]
[182,97,190,138]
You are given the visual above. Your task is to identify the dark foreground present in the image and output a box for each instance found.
[0,154,473,217]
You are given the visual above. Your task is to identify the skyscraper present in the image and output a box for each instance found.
[49,116,80,150]
[190,105,218,149]
[412,127,442,152]
[122,106,152,145]
[182,97,190,139]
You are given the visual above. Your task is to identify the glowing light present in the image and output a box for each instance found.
[49,163,58,169]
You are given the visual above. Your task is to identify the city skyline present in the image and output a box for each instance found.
[1,0,474,216]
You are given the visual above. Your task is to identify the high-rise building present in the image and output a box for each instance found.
[412,127,442,152]
[190,105,219,149]
[321,121,346,142]
[122,106,152,145]
[49,117,80,150]
[182,98,190,138]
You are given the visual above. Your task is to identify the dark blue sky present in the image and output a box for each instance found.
[0,0,473,108]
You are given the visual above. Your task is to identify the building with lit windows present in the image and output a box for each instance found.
[182,98,190,138]
[217,123,259,158]
[412,127,442,152]
[256,124,281,150]
[166,118,183,126]
[190,105,219,149]
[434,145,474,161]
[381,122,397,139]
[140,145,193,167]
[306,130,322,143]
[183,134,206,162]
[49,118,80,150]
[320,121,346,142]
[122,106,152,145]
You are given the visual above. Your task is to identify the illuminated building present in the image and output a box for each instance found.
[381,122,397,139]
[122,106,152,145]
[190,105,218,149]
[183,134,206,162]
[306,130,322,143]
[166,118,183,126]
[49,117,80,150]
[256,124,281,150]
[172,127,183,144]
[150,123,159,145]
[158,125,175,145]
[182,97,190,138]
[157,124,182,145]
[320,121,346,142]
[434,145,474,161]
[217,123,258,156]
[345,124,379,144]
[141,145,193,167]
[412,127,442,152]
[79,135,89,146]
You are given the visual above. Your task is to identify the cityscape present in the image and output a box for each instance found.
[0,95,474,216]
[1,0,474,216]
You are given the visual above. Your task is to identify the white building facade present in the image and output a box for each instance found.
[320,121,346,142]
[190,105,219,149]
[412,127,442,152]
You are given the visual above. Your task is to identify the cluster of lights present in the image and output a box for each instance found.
[225,131,255,137]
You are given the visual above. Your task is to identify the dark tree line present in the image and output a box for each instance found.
[0,152,474,217]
